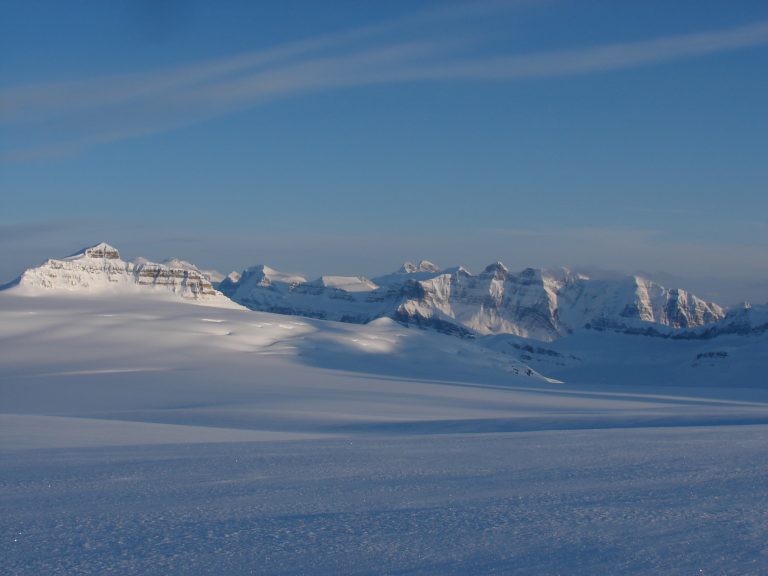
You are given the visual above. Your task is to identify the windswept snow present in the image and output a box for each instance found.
[1,289,766,447]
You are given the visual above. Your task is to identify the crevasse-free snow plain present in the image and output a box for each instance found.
[2,243,768,575]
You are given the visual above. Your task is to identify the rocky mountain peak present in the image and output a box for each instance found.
[161,258,200,271]
[416,260,440,273]
[398,260,441,274]
[482,261,509,278]
[78,242,121,260]
[7,242,225,302]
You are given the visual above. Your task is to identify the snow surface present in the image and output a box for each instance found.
[2,247,767,574]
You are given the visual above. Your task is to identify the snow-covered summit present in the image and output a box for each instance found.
[72,242,121,260]
[249,264,306,286]
[5,242,233,305]
[482,261,509,278]
[222,258,726,340]
[313,275,379,293]
[218,263,382,323]
[373,261,445,288]
[398,260,441,274]
[160,257,198,271]
[217,264,309,313]
[687,301,768,338]
[218,264,305,295]
[129,256,220,283]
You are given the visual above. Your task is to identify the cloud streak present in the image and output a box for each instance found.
[393,20,768,80]
[2,14,767,161]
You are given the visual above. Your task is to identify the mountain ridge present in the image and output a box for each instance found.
[220,256,727,341]
[2,242,741,341]
[5,242,235,306]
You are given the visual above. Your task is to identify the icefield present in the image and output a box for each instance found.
[2,287,768,574]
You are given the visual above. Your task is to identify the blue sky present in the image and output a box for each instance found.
[1,0,767,303]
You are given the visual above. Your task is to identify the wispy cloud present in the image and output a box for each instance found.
[0,0,518,124]
[391,20,768,80]
[2,10,767,162]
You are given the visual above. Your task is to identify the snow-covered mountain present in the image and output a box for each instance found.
[682,302,768,339]
[479,300,768,388]
[219,264,390,324]
[0,243,730,341]
[0,242,763,389]
[4,242,234,305]
[222,260,725,341]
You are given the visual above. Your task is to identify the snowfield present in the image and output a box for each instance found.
[2,286,768,574]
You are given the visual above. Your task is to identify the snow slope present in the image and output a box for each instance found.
[482,325,768,389]
[2,285,768,574]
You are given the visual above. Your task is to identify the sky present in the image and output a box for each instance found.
[1,0,767,304]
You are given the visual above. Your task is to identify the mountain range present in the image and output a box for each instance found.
[220,257,726,341]
[5,242,757,343]
[1,241,766,388]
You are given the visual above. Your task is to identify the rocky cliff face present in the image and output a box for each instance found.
[10,242,222,301]
[133,262,217,297]
[222,260,726,340]
[385,264,724,340]
[556,275,724,333]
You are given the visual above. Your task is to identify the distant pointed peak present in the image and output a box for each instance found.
[519,267,542,277]
[131,256,154,266]
[444,265,472,277]
[630,274,659,289]
[244,263,274,276]
[67,242,121,260]
[200,269,225,284]
[314,275,378,292]
[417,260,440,273]
[398,261,418,274]
[243,264,306,286]
[398,260,440,274]
[161,257,200,272]
[483,261,508,276]
[551,266,583,281]
[537,267,583,284]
